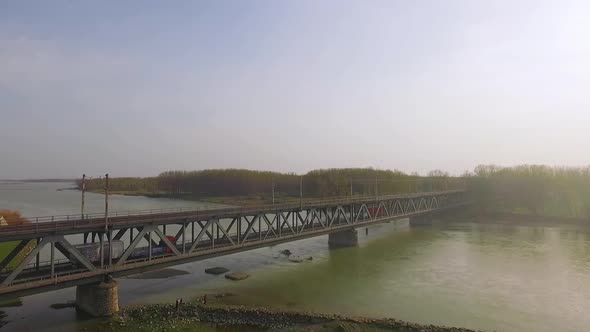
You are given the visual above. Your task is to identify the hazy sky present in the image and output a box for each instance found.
[1,1,589,179]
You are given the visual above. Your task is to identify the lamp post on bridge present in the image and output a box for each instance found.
[104,173,109,231]
[375,175,378,198]
[81,174,86,219]
[272,176,275,205]
[299,175,303,210]
[104,173,112,267]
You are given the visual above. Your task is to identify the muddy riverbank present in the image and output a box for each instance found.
[113,302,481,332]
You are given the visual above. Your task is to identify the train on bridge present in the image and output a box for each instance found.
[69,236,178,267]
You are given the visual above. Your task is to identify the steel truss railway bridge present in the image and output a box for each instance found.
[0,190,469,316]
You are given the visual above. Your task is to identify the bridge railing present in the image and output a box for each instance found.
[2,265,91,288]
[25,205,222,224]
[1,258,71,274]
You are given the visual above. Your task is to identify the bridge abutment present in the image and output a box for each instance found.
[328,229,358,248]
[76,276,119,317]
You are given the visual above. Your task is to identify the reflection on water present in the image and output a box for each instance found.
[2,183,590,332]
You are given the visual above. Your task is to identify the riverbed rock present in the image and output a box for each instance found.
[225,272,250,281]
[280,249,293,256]
[195,304,483,332]
[118,302,482,332]
[205,267,229,275]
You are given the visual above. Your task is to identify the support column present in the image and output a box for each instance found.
[76,275,119,317]
[50,240,55,277]
[108,229,113,267]
[99,233,104,268]
[328,228,358,248]
[182,222,186,254]
[35,238,40,272]
[148,230,152,261]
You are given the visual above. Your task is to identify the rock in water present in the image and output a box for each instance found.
[288,257,303,263]
[280,249,292,256]
[225,272,250,281]
[205,267,229,275]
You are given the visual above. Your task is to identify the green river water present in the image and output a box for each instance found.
[1,182,590,331]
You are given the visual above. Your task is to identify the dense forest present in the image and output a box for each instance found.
[77,168,462,200]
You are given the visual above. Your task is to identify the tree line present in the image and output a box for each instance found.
[76,165,590,218]
[76,168,464,199]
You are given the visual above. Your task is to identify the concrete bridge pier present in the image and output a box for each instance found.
[328,229,358,248]
[409,213,434,226]
[76,275,119,317]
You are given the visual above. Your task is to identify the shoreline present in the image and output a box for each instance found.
[114,302,482,332]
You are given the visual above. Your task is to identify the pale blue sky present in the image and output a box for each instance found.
[1,1,589,178]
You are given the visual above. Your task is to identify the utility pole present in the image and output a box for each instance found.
[375,175,378,197]
[299,175,303,210]
[81,174,86,219]
[350,178,353,198]
[104,173,109,268]
[104,173,109,231]
[272,177,275,205]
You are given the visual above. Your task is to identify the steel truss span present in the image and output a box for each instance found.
[0,190,468,299]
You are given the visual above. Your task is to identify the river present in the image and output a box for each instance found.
[1,181,590,332]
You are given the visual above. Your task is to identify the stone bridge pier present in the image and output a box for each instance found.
[76,275,119,317]
[328,228,358,248]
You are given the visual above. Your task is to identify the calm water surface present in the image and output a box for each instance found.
[1,182,590,332]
